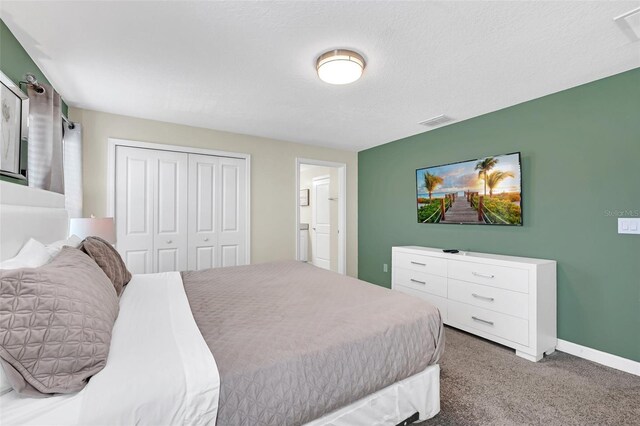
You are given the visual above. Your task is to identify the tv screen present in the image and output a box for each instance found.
[416,152,522,225]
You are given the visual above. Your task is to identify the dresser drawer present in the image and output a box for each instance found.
[394,267,447,298]
[448,260,528,293]
[395,285,447,322]
[395,253,447,277]
[448,279,528,319]
[448,300,529,346]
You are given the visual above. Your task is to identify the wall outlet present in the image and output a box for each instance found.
[383,263,388,273]
[618,218,640,234]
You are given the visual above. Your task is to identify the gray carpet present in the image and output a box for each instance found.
[417,327,640,426]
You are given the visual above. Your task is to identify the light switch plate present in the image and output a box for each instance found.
[618,218,640,234]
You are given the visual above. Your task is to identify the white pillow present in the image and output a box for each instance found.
[0,239,51,270]
[44,234,82,258]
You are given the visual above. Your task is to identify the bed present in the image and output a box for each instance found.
[0,181,444,426]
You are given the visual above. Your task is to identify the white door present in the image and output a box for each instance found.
[312,176,331,270]
[115,146,188,274]
[188,154,219,270]
[114,143,248,273]
[218,157,247,267]
[115,146,154,274]
[153,150,188,272]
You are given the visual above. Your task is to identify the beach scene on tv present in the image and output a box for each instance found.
[416,153,522,225]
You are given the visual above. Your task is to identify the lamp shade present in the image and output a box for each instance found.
[69,217,116,243]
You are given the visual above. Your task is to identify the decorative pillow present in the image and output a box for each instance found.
[44,234,82,258]
[0,239,51,270]
[0,247,119,396]
[80,237,131,297]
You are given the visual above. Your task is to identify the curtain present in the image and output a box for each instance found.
[27,82,64,194]
[63,123,83,217]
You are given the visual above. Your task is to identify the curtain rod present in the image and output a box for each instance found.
[62,115,76,130]
[19,73,75,130]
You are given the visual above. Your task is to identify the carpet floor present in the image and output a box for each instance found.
[417,326,640,426]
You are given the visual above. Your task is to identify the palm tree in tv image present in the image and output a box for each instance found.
[475,156,498,196]
[486,171,515,197]
[424,171,444,199]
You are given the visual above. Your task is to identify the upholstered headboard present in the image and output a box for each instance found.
[0,181,69,261]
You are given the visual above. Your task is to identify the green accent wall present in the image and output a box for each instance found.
[358,68,640,362]
[0,19,68,185]
[0,20,67,114]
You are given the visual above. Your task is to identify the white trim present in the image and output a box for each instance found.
[107,137,251,264]
[557,339,640,376]
[295,158,347,275]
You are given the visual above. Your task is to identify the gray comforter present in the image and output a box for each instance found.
[182,261,444,426]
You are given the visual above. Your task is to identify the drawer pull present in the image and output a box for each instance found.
[410,261,426,266]
[472,316,494,326]
[410,278,426,285]
[472,272,495,279]
[472,293,495,302]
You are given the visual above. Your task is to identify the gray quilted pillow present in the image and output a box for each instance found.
[0,247,119,396]
[80,236,131,297]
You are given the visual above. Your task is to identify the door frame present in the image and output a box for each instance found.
[107,137,252,263]
[295,158,347,275]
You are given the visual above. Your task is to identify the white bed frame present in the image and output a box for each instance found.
[0,180,441,425]
[306,364,440,425]
[0,181,69,261]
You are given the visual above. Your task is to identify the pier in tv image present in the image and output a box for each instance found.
[416,152,522,225]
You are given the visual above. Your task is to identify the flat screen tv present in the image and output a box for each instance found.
[416,152,522,225]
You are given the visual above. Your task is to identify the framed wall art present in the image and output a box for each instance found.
[0,70,28,180]
[300,188,309,206]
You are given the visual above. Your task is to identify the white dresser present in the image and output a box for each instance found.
[392,246,557,361]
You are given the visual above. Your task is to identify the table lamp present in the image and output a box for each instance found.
[69,216,116,243]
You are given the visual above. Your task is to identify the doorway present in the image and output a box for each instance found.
[295,158,346,274]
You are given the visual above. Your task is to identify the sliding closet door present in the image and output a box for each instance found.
[115,146,155,274]
[188,154,219,270]
[218,157,248,267]
[154,150,188,272]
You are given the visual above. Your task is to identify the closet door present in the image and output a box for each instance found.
[115,146,155,274]
[188,154,219,270]
[218,157,248,267]
[153,150,188,272]
[115,145,247,273]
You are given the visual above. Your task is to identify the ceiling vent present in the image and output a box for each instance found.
[418,114,453,127]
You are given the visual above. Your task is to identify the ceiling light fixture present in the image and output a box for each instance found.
[316,49,365,85]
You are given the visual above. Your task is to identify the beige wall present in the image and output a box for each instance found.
[299,165,339,272]
[70,108,358,276]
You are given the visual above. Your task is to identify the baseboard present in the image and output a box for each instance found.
[556,339,640,376]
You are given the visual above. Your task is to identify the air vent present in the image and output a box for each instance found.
[418,114,453,127]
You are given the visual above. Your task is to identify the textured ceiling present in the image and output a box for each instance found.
[1,1,639,151]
